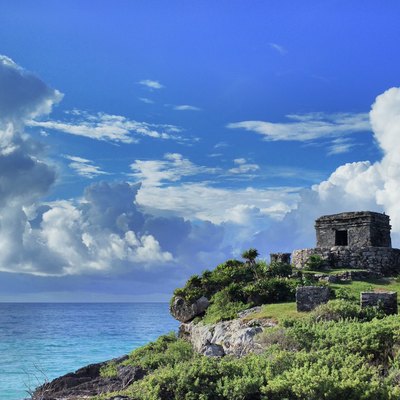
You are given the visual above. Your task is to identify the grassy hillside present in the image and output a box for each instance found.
[87,251,400,400]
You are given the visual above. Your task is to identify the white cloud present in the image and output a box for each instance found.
[268,42,287,55]
[64,155,109,178]
[138,79,164,89]
[130,153,218,187]
[0,55,63,125]
[29,110,182,144]
[173,104,201,111]
[227,112,370,142]
[327,137,356,155]
[136,182,300,225]
[229,158,260,174]
[138,97,154,104]
[253,87,400,252]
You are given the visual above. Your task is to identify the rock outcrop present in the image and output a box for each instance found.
[32,356,145,400]
[179,307,276,357]
[170,295,209,322]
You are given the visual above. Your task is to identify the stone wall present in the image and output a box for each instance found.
[315,211,391,248]
[270,253,291,264]
[360,291,398,315]
[296,286,330,312]
[292,247,400,276]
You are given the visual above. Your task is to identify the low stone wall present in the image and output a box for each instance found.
[296,286,330,312]
[360,291,398,315]
[292,247,400,275]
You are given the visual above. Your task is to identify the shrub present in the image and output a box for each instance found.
[125,332,194,371]
[265,262,292,278]
[305,254,325,270]
[203,286,248,324]
[243,278,297,306]
[310,299,360,322]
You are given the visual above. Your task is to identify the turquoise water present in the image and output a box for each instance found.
[0,303,179,400]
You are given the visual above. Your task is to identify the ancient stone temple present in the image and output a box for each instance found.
[292,211,400,276]
[315,212,392,248]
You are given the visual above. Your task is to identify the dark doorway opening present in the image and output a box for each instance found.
[335,230,348,246]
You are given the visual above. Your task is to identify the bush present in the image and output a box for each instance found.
[305,254,325,270]
[265,262,292,278]
[125,332,194,371]
[203,286,248,324]
[243,277,297,306]
[310,299,360,322]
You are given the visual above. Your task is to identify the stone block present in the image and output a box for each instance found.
[296,286,330,312]
[360,291,398,315]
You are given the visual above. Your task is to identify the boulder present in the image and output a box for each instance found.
[179,306,276,357]
[170,295,209,322]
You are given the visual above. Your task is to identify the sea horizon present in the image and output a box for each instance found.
[0,302,178,400]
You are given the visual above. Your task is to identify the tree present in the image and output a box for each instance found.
[241,248,259,264]
[241,248,260,280]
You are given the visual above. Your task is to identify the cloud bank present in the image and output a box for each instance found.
[2,55,400,298]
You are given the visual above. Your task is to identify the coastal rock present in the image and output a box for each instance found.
[179,306,276,357]
[32,356,145,400]
[170,295,209,322]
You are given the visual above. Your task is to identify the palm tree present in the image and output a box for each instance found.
[241,248,260,280]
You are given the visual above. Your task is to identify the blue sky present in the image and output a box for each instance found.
[1,1,400,301]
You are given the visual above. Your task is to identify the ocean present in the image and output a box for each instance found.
[0,303,179,400]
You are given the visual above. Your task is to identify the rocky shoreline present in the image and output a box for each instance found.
[31,306,273,400]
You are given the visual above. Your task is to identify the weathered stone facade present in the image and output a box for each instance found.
[270,252,291,264]
[360,291,398,315]
[292,212,400,276]
[296,286,330,312]
[315,211,391,248]
[292,246,400,275]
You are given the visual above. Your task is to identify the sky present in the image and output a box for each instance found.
[1,1,400,301]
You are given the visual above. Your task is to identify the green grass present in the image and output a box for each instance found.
[243,277,400,322]
[243,302,307,322]
[303,268,369,275]
[331,277,400,305]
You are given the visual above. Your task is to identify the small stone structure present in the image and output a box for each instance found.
[316,211,391,248]
[292,211,400,276]
[270,253,291,264]
[360,291,398,315]
[296,286,330,312]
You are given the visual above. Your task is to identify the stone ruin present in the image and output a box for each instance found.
[296,286,330,312]
[360,291,398,315]
[291,211,400,276]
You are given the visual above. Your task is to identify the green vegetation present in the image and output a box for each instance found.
[305,254,325,270]
[93,251,400,400]
[95,313,400,400]
[172,249,303,323]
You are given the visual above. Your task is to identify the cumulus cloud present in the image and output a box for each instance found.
[227,112,370,142]
[0,55,63,125]
[29,110,182,144]
[138,79,164,89]
[64,155,109,178]
[251,87,400,251]
[4,53,400,296]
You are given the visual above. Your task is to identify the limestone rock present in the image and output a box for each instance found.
[170,295,209,322]
[31,356,145,400]
[179,306,276,357]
